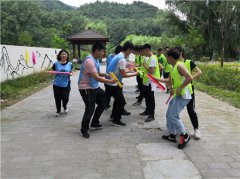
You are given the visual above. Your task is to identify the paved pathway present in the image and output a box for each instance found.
[1,67,240,179]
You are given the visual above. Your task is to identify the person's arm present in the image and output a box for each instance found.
[52,63,56,71]
[154,76,171,83]
[120,69,138,78]
[192,66,202,80]
[90,72,116,84]
[143,58,156,74]
[159,63,164,69]
[176,64,193,96]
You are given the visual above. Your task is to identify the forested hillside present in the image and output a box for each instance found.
[1,0,239,60]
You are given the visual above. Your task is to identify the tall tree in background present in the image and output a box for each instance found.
[166,0,240,66]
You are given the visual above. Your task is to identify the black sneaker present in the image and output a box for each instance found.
[135,89,140,93]
[80,130,90,138]
[140,111,149,116]
[133,101,141,106]
[112,121,126,127]
[105,104,111,110]
[122,109,131,116]
[145,116,155,122]
[178,133,191,149]
[90,124,103,130]
[162,134,177,143]
[55,111,61,117]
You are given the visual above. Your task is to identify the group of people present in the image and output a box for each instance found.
[51,41,202,149]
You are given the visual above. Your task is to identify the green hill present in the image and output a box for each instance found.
[77,1,159,19]
[37,0,74,11]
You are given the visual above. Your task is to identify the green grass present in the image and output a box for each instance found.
[195,62,240,108]
[195,82,240,108]
[0,71,53,109]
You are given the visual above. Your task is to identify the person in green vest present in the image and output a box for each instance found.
[161,47,172,93]
[154,48,192,149]
[140,44,160,122]
[133,46,141,93]
[133,45,146,106]
[156,48,165,77]
[175,46,202,139]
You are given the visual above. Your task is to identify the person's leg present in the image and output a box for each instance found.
[137,77,144,102]
[104,84,111,108]
[53,85,62,113]
[145,85,155,122]
[187,86,199,130]
[167,96,191,149]
[162,98,177,142]
[79,89,96,134]
[140,85,149,115]
[91,88,107,127]
[62,84,71,111]
[163,72,170,93]
[111,86,126,126]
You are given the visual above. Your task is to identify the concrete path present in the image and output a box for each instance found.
[1,67,240,179]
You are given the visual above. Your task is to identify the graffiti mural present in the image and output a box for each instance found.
[0,45,60,82]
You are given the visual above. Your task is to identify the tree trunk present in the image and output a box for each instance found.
[221,39,225,67]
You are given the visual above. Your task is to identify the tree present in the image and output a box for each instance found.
[186,26,205,60]
[18,31,32,46]
[86,21,108,36]
[166,0,240,65]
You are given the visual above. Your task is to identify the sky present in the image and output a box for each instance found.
[59,0,168,9]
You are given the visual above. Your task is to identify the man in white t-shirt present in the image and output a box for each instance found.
[140,44,160,122]
[106,41,138,127]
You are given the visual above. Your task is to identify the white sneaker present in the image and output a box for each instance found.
[194,129,202,139]
[64,108,68,114]
[55,112,61,117]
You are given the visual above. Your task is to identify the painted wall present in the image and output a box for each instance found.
[0,45,61,82]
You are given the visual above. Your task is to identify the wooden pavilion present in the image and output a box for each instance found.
[66,28,109,60]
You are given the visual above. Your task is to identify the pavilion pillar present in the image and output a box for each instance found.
[72,43,76,59]
[78,44,81,60]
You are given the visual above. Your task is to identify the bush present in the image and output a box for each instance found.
[198,63,240,92]
[1,71,53,101]
[199,56,211,62]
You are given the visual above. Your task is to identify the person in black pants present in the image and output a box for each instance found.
[52,49,73,116]
[175,46,203,139]
[78,42,117,138]
[105,46,123,109]
[106,41,138,127]
[133,45,145,106]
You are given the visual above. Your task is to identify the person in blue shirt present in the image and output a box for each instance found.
[78,42,117,138]
[106,41,138,127]
[105,45,123,109]
[52,49,73,116]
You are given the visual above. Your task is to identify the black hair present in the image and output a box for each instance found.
[167,48,180,60]
[158,48,162,52]
[57,49,69,61]
[175,46,185,58]
[92,42,106,53]
[122,41,134,51]
[164,47,170,50]
[115,45,123,54]
[143,44,151,50]
[138,45,144,51]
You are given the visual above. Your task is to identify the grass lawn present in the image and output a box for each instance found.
[0,71,53,110]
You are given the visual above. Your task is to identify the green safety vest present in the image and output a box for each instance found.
[138,56,146,78]
[135,55,140,65]
[161,54,172,73]
[170,61,193,97]
[184,59,196,85]
[143,55,160,85]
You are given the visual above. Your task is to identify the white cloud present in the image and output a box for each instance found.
[59,0,167,9]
